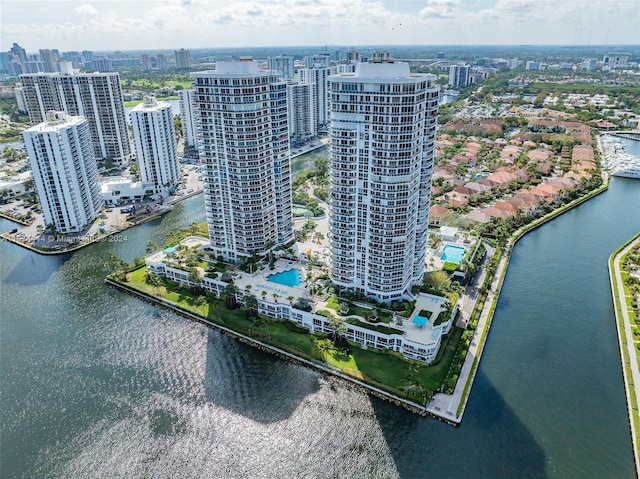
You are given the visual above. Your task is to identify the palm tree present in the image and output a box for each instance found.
[272,292,279,303]
[221,282,237,308]
[243,294,259,318]
[144,272,161,294]
[287,296,294,305]
[328,315,346,342]
[145,240,159,255]
[104,253,129,282]
[313,337,333,364]
[261,290,268,300]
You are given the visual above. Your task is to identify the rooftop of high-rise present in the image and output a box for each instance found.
[24,111,84,132]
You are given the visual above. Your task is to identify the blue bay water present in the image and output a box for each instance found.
[1,174,639,477]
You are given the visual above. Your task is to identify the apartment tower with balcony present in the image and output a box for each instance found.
[22,111,103,233]
[130,96,180,196]
[328,61,439,303]
[19,72,131,166]
[191,59,293,261]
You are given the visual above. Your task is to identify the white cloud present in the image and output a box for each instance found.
[73,4,100,15]
[1,0,638,50]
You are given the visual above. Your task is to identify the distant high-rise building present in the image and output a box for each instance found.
[22,111,103,233]
[583,58,598,71]
[11,43,27,63]
[525,61,542,71]
[287,81,315,141]
[13,83,27,112]
[178,89,198,149]
[39,49,59,73]
[371,51,390,61]
[304,52,331,68]
[82,50,94,62]
[20,72,131,165]
[299,66,330,132]
[507,58,519,69]
[57,61,74,75]
[91,57,113,72]
[175,49,192,70]
[603,53,629,69]
[346,50,361,62]
[130,97,179,195]
[141,53,152,72]
[448,64,470,88]
[268,55,295,79]
[328,61,439,302]
[21,61,42,74]
[157,53,167,72]
[192,59,293,261]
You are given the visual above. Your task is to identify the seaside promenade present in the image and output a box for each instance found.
[610,234,640,478]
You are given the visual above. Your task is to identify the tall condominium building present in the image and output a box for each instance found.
[19,72,131,165]
[299,66,330,132]
[39,49,59,73]
[268,55,295,79]
[141,53,152,72]
[346,50,361,62]
[304,52,331,68]
[192,59,293,261]
[287,81,315,141]
[175,49,192,70]
[11,43,27,64]
[178,89,198,148]
[91,57,113,72]
[22,111,103,233]
[157,53,167,72]
[448,64,470,88]
[130,97,179,195]
[328,61,439,302]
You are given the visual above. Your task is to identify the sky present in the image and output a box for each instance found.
[2,0,639,53]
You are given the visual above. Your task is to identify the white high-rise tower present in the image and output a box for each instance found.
[23,111,103,233]
[299,66,330,133]
[328,62,439,302]
[192,59,293,261]
[178,89,198,149]
[19,72,131,165]
[130,96,180,195]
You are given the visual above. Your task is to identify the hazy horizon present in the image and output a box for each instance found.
[2,0,639,53]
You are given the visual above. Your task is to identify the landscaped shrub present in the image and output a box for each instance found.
[443,262,458,273]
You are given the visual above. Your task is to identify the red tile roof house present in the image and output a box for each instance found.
[494,201,519,214]
[429,204,449,226]
[467,210,492,223]
[506,196,537,215]
[528,148,553,162]
[443,191,469,208]
[524,187,551,202]
[453,184,476,196]
[464,182,492,194]
[482,207,512,219]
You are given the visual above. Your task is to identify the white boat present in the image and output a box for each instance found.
[612,165,640,179]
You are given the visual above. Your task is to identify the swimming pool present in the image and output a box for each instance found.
[441,245,466,264]
[267,269,302,287]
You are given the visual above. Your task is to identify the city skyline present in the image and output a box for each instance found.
[2,0,639,52]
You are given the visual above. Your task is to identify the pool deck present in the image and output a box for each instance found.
[233,259,310,300]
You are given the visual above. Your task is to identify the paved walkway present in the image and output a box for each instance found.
[610,235,640,477]
[428,241,508,422]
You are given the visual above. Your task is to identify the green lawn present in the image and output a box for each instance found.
[117,266,463,401]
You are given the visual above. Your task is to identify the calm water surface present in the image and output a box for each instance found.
[1,175,639,478]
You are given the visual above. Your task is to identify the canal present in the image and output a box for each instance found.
[1,176,639,477]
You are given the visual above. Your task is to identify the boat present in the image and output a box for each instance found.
[612,165,640,179]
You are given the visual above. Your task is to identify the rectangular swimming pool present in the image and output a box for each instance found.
[441,244,466,264]
[267,269,302,287]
